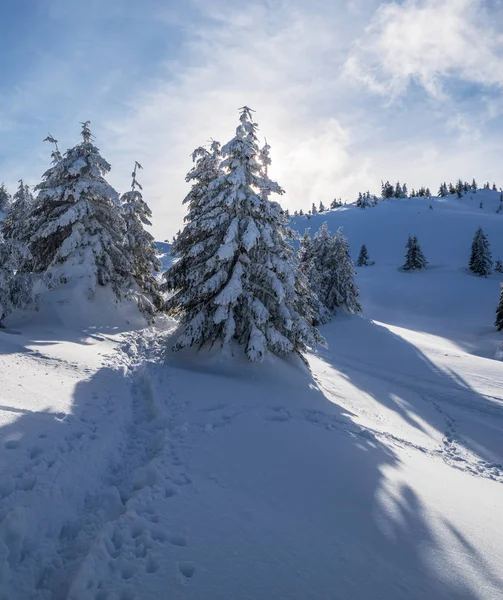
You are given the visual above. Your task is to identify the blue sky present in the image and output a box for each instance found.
[1,0,503,238]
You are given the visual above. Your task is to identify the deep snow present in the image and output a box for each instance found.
[0,191,502,599]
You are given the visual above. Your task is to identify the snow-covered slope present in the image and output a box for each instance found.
[1,191,503,599]
[291,190,503,359]
[155,241,174,271]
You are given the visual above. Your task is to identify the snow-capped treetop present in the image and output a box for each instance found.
[29,122,131,297]
[165,107,322,361]
[43,134,63,165]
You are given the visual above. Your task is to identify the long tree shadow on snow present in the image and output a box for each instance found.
[162,342,502,600]
[0,362,134,599]
[315,315,503,467]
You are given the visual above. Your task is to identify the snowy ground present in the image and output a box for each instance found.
[1,192,503,599]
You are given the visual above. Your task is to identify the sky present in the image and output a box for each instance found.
[1,0,503,239]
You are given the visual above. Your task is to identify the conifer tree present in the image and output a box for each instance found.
[455,179,464,198]
[29,122,132,297]
[319,201,325,212]
[469,227,492,277]
[448,182,456,194]
[0,184,11,213]
[121,161,162,314]
[402,183,408,198]
[356,244,371,267]
[2,180,34,241]
[299,208,304,216]
[300,224,360,314]
[394,182,402,198]
[496,284,503,331]
[494,258,503,273]
[438,182,447,197]
[402,235,428,271]
[493,183,498,191]
[0,236,13,325]
[164,107,322,361]
[311,202,317,215]
[471,178,477,192]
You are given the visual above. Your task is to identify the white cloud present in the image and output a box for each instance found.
[104,1,366,238]
[345,0,503,99]
[4,0,503,239]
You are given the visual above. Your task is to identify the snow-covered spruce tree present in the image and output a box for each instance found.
[402,235,428,271]
[0,236,14,325]
[495,259,503,274]
[29,122,132,297]
[329,228,361,313]
[356,244,371,267]
[121,161,162,314]
[2,180,34,241]
[469,227,492,277]
[300,224,360,314]
[0,184,11,213]
[165,107,322,361]
[496,285,503,331]
[1,180,35,282]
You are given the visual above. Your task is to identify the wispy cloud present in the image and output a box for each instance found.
[1,0,503,237]
[344,0,503,99]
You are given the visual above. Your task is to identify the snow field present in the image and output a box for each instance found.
[0,190,502,598]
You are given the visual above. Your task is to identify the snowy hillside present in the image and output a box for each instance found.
[154,241,174,271]
[1,191,503,599]
[291,189,503,359]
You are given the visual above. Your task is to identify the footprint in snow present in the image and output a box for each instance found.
[178,562,195,579]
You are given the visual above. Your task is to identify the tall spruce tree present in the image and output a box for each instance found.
[356,244,371,267]
[165,107,322,361]
[300,224,360,314]
[121,161,162,314]
[2,180,33,241]
[469,227,492,277]
[496,284,503,331]
[0,236,13,325]
[0,184,11,213]
[402,235,428,271]
[29,122,132,297]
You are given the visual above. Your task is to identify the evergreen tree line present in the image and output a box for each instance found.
[0,108,363,363]
[291,177,501,217]
[2,110,502,360]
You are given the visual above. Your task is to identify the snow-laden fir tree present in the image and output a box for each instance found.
[356,244,372,267]
[2,180,34,241]
[120,161,162,315]
[0,236,13,325]
[496,285,503,331]
[402,235,428,271]
[1,180,35,278]
[469,227,492,277]
[0,184,11,213]
[300,223,360,314]
[311,202,317,215]
[165,107,322,361]
[495,259,503,273]
[29,122,132,297]
[329,228,361,312]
